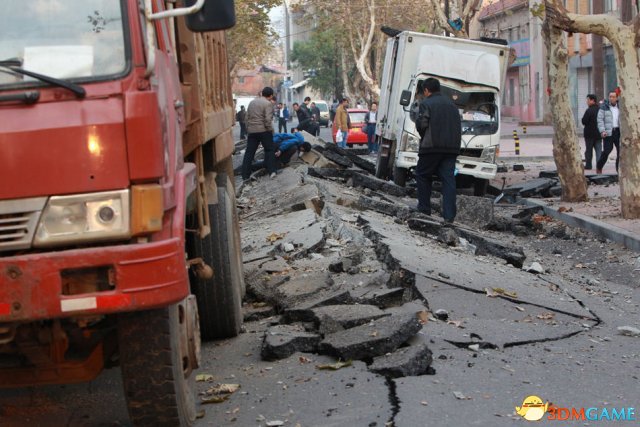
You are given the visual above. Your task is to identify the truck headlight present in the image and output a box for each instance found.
[34,190,130,247]
[401,132,420,152]
[479,145,498,163]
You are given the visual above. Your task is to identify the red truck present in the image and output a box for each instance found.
[0,0,243,425]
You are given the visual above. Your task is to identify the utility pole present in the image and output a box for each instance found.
[444,0,450,36]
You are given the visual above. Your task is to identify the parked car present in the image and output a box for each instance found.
[332,108,368,146]
[312,100,330,127]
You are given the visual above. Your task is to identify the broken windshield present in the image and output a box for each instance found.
[0,0,127,89]
[410,81,499,136]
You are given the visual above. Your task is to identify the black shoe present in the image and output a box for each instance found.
[443,219,455,227]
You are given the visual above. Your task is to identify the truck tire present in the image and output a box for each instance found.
[191,173,243,340]
[119,304,197,427]
[473,178,489,196]
[393,166,408,187]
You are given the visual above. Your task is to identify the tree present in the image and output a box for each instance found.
[226,0,280,78]
[541,12,588,202]
[290,31,342,99]
[543,0,640,218]
[429,0,484,38]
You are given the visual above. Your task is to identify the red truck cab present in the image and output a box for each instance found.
[0,1,241,425]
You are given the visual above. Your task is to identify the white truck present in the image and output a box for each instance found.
[375,31,510,195]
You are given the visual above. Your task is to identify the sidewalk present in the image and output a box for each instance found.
[500,122,584,139]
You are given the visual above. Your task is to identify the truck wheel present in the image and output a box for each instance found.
[119,302,198,427]
[473,178,489,196]
[393,166,408,187]
[191,173,243,340]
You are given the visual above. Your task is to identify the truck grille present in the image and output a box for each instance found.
[0,197,47,252]
[459,148,482,158]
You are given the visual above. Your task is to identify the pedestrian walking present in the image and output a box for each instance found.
[334,98,350,148]
[363,102,378,153]
[242,87,278,181]
[236,105,247,140]
[414,77,461,223]
[596,91,621,174]
[581,94,602,171]
[310,102,321,136]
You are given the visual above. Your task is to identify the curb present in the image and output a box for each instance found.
[498,156,554,161]
[520,198,640,253]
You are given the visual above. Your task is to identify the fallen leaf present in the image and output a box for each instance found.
[370,331,379,337]
[201,395,229,404]
[493,287,518,298]
[537,312,555,320]
[316,360,353,370]
[514,306,525,312]
[532,214,553,223]
[575,263,586,269]
[299,356,313,364]
[417,311,429,325]
[206,383,240,396]
[196,410,206,419]
[558,206,573,213]
[266,232,285,243]
[196,374,214,382]
[252,302,268,308]
[266,421,285,427]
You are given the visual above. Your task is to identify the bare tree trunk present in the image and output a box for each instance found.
[340,51,352,100]
[542,17,588,202]
[545,0,640,217]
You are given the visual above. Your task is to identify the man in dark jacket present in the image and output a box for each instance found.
[293,102,312,133]
[236,105,247,139]
[581,94,602,170]
[415,78,461,223]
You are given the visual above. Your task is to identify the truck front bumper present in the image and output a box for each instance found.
[0,238,188,322]
[395,152,497,180]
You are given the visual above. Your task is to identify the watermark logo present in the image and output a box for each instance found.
[515,395,636,422]
[515,395,550,421]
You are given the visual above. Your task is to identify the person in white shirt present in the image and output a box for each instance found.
[364,102,378,154]
[596,91,621,173]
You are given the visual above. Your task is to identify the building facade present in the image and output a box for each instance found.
[476,0,547,123]
[566,0,637,126]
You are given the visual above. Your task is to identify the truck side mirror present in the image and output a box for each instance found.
[186,0,236,32]
[399,90,412,107]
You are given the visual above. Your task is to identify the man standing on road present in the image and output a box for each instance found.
[236,105,247,140]
[364,102,378,154]
[242,87,278,181]
[596,91,621,174]
[334,98,350,148]
[414,77,461,223]
[277,103,289,133]
[310,102,321,136]
[581,94,602,171]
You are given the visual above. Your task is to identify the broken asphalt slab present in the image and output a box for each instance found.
[368,340,433,378]
[311,304,390,334]
[261,324,322,361]
[241,208,325,263]
[359,211,596,319]
[415,276,596,349]
[319,313,422,360]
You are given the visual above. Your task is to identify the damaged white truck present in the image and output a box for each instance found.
[375,30,510,196]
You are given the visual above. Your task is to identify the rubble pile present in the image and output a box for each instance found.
[235,134,598,381]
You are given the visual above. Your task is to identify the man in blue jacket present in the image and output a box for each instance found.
[415,78,461,223]
[250,131,311,172]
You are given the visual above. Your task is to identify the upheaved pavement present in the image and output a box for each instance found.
[1,131,638,426]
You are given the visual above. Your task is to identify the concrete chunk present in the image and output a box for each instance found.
[352,172,408,197]
[282,290,354,323]
[357,287,407,309]
[312,304,390,334]
[323,150,353,168]
[261,324,321,360]
[368,341,433,378]
[319,313,422,360]
[455,228,526,268]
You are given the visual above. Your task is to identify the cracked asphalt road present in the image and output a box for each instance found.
[0,141,638,427]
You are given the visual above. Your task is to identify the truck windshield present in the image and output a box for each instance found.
[442,87,498,136]
[0,0,127,89]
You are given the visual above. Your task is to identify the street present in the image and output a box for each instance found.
[0,127,638,427]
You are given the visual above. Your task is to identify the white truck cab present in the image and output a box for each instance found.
[375,31,510,195]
